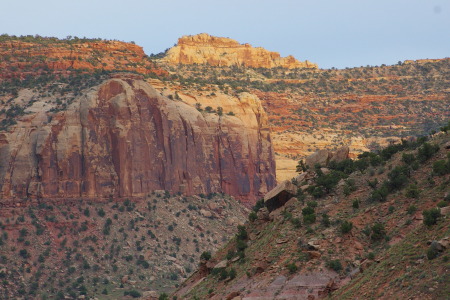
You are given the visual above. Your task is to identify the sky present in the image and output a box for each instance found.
[1,0,449,69]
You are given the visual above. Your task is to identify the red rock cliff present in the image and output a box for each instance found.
[0,76,276,205]
[162,33,317,69]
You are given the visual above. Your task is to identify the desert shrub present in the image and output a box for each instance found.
[427,242,440,260]
[302,207,315,215]
[423,208,441,226]
[405,184,420,198]
[229,268,237,279]
[252,199,265,212]
[315,170,344,193]
[371,223,386,241]
[248,211,257,222]
[219,269,228,281]
[303,213,316,224]
[386,165,410,191]
[286,263,298,273]
[124,290,141,298]
[291,217,302,228]
[326,259,342,272]
[437,201,448,208]
[236,239,248,251]
[367,178,378,189]
[321,214,330,227]
[97,208,105,217]
[352,199,360,209]
[417,142,439,162]
[226,250,236,260]
[236,225,248,240]
[401,153,416,165]
[369,184,389,202]
[340,221,353,234]
[407,205,417,215]
[200,251,211,261]
[433,160,450,176]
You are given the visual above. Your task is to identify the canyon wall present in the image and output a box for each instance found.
[162,33,317,69]
[0,76,276,205]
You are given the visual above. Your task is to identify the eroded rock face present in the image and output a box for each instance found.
[0,39,166,79]
[162,33,318,69]
[0,77,276,205]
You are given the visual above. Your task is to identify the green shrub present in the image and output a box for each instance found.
[407,205,417,215]
[307,201,318,208]
[387,165,410,191]
[340,221,353,234]
[124,290,141,298]
[367,178,378,189]
[437,201,448,208]
[219,269,228,281]
[159,293,169,300]
[236,239,248,251]
[326,259,342,272]
[97,208,105,217]
[229,268,237,279]
[252,199,265,212]
[291,217,302,228]
[371,223,386,241]
[427,242,439,260]
[302,207,315,215]
[405,184,420,198]
[417,143,439,163]
[352,199,360,209]
[236,225,248,240]
[303,213,316,224]
[369,184,389,202]
[401,153,415,165]
[248,211,257,222]
[200,251,211,261]
[286,263,298,274]
[433,160,450,176]
[423,208,441,226]
[321,214,330,227]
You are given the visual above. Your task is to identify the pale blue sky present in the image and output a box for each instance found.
[1,0,449,68]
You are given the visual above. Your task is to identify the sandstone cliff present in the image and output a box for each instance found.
[162,33,317,69]
[0,76,276,205]
[0,38,166,79]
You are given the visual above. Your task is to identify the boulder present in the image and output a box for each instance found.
[264,180,298,212]
[330,146,350,163]
[257,207,270,220]
[121,275,129,284]
[213,260,227,269]
[200,209,212,218]
[305,149,332,168]
[440,206,450,215]
[294,172,307,184]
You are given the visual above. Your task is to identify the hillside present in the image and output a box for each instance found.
[0,192,248,299]
[174,132,450,299]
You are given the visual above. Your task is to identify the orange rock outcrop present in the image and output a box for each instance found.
[162,33,317,69]
[0,39,166,79]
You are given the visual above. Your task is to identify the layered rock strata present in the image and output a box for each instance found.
[162,33,317,69]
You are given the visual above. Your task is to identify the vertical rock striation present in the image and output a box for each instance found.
[0,76,276,205]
